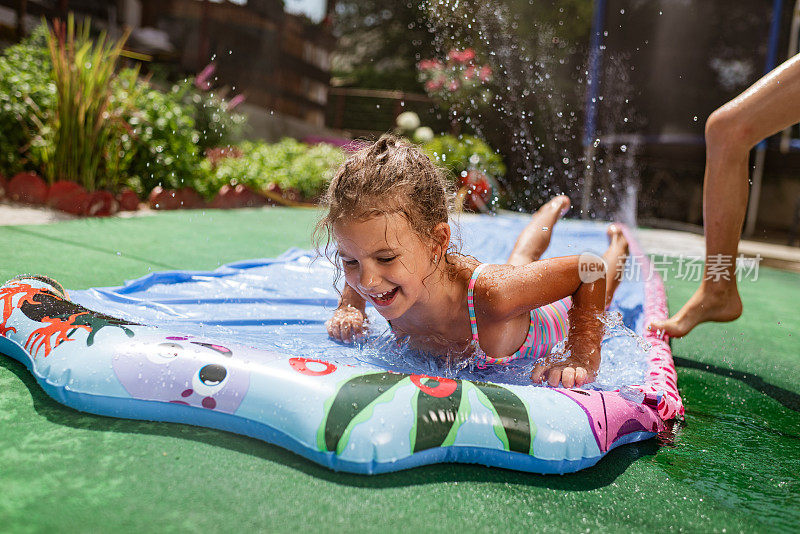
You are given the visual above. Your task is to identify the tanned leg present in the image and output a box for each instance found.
[506,195,571,266]
[602,224,629,308]
[650,54,800,337]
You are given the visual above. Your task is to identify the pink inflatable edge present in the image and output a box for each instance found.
[619,223,685,421]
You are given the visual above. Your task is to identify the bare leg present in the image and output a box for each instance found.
[506,198,626,306]
[650,55,800,337]
[506,195,571,266]
[602,224,629,308]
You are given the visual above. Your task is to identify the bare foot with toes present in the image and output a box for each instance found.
[507,195,571,265]
[603,224,629,307]
[605,224,628,264]
[549,194,572,218]
[648,282,742,338]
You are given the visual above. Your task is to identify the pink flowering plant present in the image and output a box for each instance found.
[417,48,493,113]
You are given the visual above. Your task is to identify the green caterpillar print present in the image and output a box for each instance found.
[318,371,533,456]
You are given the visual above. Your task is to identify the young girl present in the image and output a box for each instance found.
[318,135,628,388]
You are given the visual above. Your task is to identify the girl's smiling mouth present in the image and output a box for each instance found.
[369,287,399,306]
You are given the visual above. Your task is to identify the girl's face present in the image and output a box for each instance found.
[333,213,439,321]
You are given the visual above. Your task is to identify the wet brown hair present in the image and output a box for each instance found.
[314,134,459,285]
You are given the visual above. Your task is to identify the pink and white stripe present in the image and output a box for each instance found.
[619,224,685,421]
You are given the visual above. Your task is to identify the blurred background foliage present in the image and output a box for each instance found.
[0,24,246,191]
[332,0,595,208]
[0,25,54,177]
[422,134,506,184]
[331,1,438,91]
[0,22,334,202]
[0,2,598,209]
[332,0,592,92]
[1,17,513,206]
[35,16,134,192]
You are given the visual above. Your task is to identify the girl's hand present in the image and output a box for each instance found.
[326,305,368,343]
[531,344,600,388]
[531,290,604,388]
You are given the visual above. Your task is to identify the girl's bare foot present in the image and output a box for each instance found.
[648,282,742,338]
[507,195,571,265]
[549,194,572,218]
[602,224,629,307]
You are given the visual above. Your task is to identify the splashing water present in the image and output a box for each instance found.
[422,1,645,221]
[352,309,649,391]
[423,0,580,206]
[352,328,474,379]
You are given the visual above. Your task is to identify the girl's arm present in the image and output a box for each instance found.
[552,265,606,384]
[479,256,602,319]
[480,256,606,387]
[326,283,368,343]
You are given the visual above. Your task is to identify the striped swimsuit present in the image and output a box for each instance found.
[467,263,571,364]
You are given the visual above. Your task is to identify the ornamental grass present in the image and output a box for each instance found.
[37,15,135,191]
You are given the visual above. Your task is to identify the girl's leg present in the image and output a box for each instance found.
[602,224,629,308]
[506,195,571,266]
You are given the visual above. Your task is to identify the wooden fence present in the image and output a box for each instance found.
[326,87,450,139]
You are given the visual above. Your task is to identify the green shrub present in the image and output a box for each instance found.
[286,142,346,199]
[118,77,205,195]
[204,139,345,200]
[0,23,244,195]
[117,77,246,196]
[422,134,506,183]
[174,79,247,152]
[0,26,54,176]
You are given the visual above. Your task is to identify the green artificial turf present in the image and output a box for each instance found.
[1,209,798,533]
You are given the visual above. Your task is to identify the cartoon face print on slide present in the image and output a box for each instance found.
[112,336,250,413]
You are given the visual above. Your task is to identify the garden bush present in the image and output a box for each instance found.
[176,78,247,153]
[0,22,248,199]
[288,142,347,199]
[201,139,345,201]
[117,76,205,196]
[114,75,246,197]
[422,134,506,183]
[0,26,54,177]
